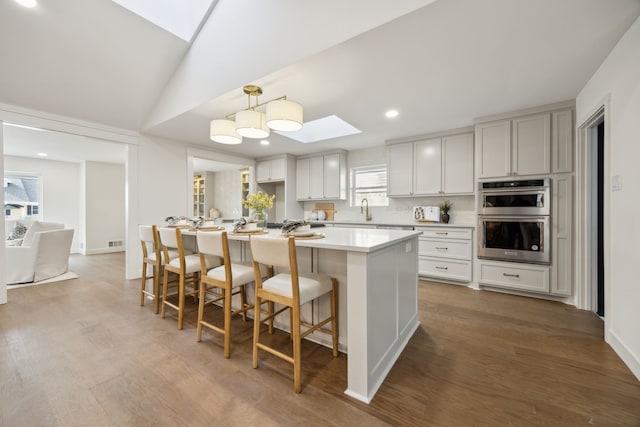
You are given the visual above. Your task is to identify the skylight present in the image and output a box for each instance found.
[112,0,215,42]
[276,115,362,143]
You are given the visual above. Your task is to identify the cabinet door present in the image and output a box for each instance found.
[309,156,325,199]
[256,161,271,182]
[270,157,286,180]
[442,133,474,194]
[414,138,442,195]
[551,175,573,296]
[552,109,573,173]
[296,158,310,200]
[476,120,511,178]
[323,153,341,199]
[387,142,414,196]
[512,113,550,176]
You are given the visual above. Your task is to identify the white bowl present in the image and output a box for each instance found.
[242,222,259,230]
[295,225,311,233]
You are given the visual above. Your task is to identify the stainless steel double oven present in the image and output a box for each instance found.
[477,179,551,264]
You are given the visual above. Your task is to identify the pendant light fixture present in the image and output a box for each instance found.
[210,85,303,144]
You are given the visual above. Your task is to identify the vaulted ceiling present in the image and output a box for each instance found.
[2,0,640,160]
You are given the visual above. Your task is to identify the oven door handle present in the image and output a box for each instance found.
[478,216,549,222]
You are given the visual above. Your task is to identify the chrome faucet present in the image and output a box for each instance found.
[361,198,372,221]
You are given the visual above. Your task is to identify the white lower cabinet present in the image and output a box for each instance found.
[479,261,550,293]
[417,226,472,282]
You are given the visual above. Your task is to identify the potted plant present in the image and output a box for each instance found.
[439,199,452,224]
[242,191,275,227]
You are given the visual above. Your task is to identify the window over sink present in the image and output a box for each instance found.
[351,165,388,207]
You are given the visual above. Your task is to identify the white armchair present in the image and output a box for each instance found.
[5,221,74,285]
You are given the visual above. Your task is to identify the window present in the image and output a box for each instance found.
[3,174,41,219]
[351,165,388,207]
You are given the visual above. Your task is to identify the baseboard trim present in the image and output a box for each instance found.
[608,329,640,381]
[84,247,125,255]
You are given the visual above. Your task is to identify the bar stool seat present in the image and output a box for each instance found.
[262,273,332,304]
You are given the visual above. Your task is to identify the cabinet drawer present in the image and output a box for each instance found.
[479,262,550,293]
[416,227,472,240]
[419,257,471,282]
[419,237,471,260]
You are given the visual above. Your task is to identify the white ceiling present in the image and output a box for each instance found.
[2,124,126,164]
[1,0,640,162]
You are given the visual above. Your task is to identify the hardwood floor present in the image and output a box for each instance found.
[1,253,639,426]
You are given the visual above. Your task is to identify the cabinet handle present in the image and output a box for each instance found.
[503,273,520,278]
[436,266,448,270]
[435,247,448,250]
[436,232,448,235]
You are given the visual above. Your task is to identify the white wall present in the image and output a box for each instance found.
[576,16,640,379]
[4,155,82,252]
[84,161,125,254]
[303,146,476,224]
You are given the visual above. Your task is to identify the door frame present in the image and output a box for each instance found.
[575,95,610,339]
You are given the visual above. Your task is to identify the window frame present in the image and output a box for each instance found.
[350,164,389,207]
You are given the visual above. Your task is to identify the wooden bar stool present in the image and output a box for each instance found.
[249,234,338,393]
[138,224,166,314]
[158,227,202,330]
[195,230,256,358]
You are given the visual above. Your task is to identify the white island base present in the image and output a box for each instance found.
[188,227,422,404]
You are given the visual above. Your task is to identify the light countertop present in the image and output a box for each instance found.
[312,219,475,229]
[187,226,422,253]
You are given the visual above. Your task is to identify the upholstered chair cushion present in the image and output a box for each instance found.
[167,253,201,274]
[262,272,333,305]
[206,263,254,288]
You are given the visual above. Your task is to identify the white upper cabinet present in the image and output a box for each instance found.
[296,151,346,201]
[442,133,474,194]
[256,157,286,182]
[309,156,325,199]
[512,113,551,176]
[388,131,474,197]
[323,153,341,199]
[414,138,442,195]
[296,158,311,201]
[477,113,555,179]
[388,142,414,196]
[476,120,511,179]
[552,109,573,173]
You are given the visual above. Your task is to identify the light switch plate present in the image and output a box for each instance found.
[612,174,622,191]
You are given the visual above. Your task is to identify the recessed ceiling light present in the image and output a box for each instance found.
[37,152,48,157]
[260,140,270,146]
[15,0,37,8]
[385,109,399,118]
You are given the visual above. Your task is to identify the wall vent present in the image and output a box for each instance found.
[108,240,124,248]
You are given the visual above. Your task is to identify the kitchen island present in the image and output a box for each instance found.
[187,226,422,403]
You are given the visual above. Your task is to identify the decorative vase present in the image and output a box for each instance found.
[253,211,268,228]
[441,213,450,224]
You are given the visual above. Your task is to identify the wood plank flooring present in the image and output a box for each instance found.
[1,253,639,426]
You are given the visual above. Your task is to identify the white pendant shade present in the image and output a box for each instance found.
[210,119,242,144]
[235,110,270,138]
[266,99,303,131]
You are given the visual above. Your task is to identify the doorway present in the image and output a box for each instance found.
[594,120,605,317]
[577,104,607,322]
